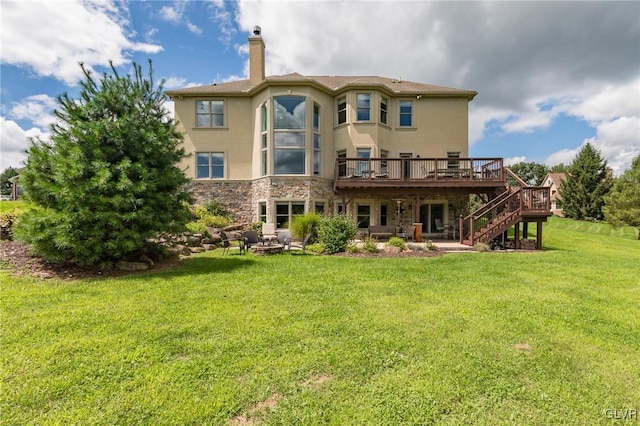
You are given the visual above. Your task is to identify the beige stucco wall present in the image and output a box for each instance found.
[174,96,254,180]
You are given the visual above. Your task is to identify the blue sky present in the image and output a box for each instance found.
[2,1,639,174]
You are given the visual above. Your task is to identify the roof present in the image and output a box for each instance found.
[544,173,567,186]
[166,73,477,100]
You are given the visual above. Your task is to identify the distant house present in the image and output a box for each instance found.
[542,173,567,216]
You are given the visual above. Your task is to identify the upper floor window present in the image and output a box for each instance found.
[196,152,224,178]
[196,100,224,127]
[337,96,347,125]
[380,96,388,125]
[261,103,268,176]
[356,93,371,121]
[313,103,321,176]
[274,96,306,174]
[399,100,413,127]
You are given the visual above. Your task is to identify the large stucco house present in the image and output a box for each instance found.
[167,27,551,247]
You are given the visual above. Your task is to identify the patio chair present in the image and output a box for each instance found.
[219,231,231,255]
[220,231,244,254]
[285,232,311,253]
[278,230,292,251]
[242,230,260,251]
[261,222,278,244]
[434,219,447,239]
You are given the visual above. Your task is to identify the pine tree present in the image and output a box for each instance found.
[15,61,192,266]
[603,155,640,239]
[560,143,613,220]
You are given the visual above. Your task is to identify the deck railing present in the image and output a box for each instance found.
[460,186,551,244]
[334,158,504,182]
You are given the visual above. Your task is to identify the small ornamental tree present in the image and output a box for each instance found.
[604,155,640,239]
[15,61,192,266]
[317,214,358,254]
[560,143,613,221]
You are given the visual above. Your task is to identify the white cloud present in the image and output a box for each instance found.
[160,5,182,23]
[505,157,527,166]
[187,22,203,35]
[1,0,163,86]
[9,95,58,129]
[234,1,639,173]
[0,117,48,170]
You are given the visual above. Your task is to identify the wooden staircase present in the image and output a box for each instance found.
[460,168,552,248]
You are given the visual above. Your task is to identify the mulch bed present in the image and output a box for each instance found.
[1,240,444,281]
[0,240,180,281]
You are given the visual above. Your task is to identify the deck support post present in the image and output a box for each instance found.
[536,221,543,250]
[514,222,520,249]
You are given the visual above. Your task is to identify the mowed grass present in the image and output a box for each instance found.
[1,217,639,425]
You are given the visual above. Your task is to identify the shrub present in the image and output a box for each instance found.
[185,221,208,235]
[200,214,230,228]
[346,243,361,254]
[474,242,492,252]
[0,207,26,240]
[317,214,358,254]
[291,213,321,242]
[425,239,438,251]
[386,237,406,251]
[305,243,325,254]
[362,237,379,253]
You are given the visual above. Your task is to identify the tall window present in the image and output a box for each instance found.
[258,202,267,223]
[196,152,224,178]
[337,149,347,177]
[196,100,224,127]
[275,201,305,229]
[313,103,321,175]
[315,202,325,215]
[357,148,371,175]
[380,96,388,125]
[399,100,413,127]
[261,103,268,175]
[274,96,306,174]
[357,204,370,228]
[357,93,371,121]
[447,151,461,170]
[380,203,388,226]
[337,96,347,125]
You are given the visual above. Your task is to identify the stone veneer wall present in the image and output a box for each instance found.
[188,177,335,224]
[189,181,254,224]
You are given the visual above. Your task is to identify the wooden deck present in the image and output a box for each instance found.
[334,157,507,194]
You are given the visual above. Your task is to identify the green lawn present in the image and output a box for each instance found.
[2,217,639,425]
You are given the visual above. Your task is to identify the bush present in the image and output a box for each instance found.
[317,214,358,254]
[305,243,325,254]
[200,214,230,228]
[346,243,361,254]
[185,221,208,235]
[362,237,379,253]
[0,207,26,240]
[291,213,321,242]
[425,239,438,251]
[386,237,406,251]
[474,242,492,252]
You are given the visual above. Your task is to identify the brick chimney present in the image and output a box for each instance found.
[249,26,265,84]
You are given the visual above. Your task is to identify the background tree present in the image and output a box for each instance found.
[603,155,640,239]
[560,143,613,220]
[15,61,192,266]
[507,161,550,185]
[549,163,570,174]
[0,167,18,196]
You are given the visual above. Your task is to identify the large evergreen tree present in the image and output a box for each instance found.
[15,61,192,266]
[603,155,640,239]
[560,143,613,220]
